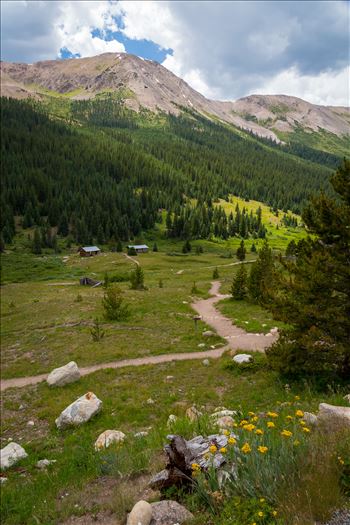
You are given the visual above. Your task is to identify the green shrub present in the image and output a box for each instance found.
[90,318,105,342]
[130,265,146,290]
[102,286,130,321]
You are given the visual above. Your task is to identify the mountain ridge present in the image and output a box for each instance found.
[1,52,349,143]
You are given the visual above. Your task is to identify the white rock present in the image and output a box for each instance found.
[318,403,350,428]
[47,361,80,387]
[127,500,152,525]
[343,394,350,404]
[270,327,279,334]
[167,414,178,427]
[94,430,125,451]
[36,459,57,469]
[198,343,205,348]
[55,392,102,429]
[147,398,155,405]
[202,359,210,366]
[233,354,252,364]
[203,330,214,337]
[1,442,28,470]
[303,412,318,426]
[134,431,149,438]
[27,420,35,427]
[186,406,203,422]
[165,375,174,381]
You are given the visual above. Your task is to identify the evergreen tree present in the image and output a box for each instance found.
[236,239,246,261]
[248,240,275,304]
[231,264,248,300]
[32,228,42,255]
[130,265,145,290]
[116,240,123,252]
[285,239,297,257]
[102,286,130,321]
[267,160,350,381]
[251,242,257,253]
[153,242,158,252]
[182,239,192,253]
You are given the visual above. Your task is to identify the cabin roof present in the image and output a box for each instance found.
[127,244,149,249]
[80,246,100,252]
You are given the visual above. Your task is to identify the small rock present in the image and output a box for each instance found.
[165,376,174,382]
[270,327,279,334]
[233,353,252,364]
[167,414,178,427]
[318,403,350,428]
[203,330,214,337]
[36,459,57,469]
[47,361,80,387]
[198,343,205,348]
[265,333,273,337]
[150,500,193,524]
[303,412,318,426]
[202,359,210,366]
[134,431,149,439]
[127,500,152,525]
[343,394,350,404]
[147,398,155,405]
[1,442,28,470]
[94,430,125,451]
[55,392,102,429]
[186,406,203,422]
[27,420,35,427]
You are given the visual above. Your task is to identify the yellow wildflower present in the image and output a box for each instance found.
[267,421,275,428]
[293,439,300,446]
[240,419,249,426]
[233,422,238,427]
[209,445,217,454]
[255,429,264,435]
[258,511,264,517]
[281,429,293,438]
[241,442,252,454]
[295,410,304,417]
[286,415,293,421]
[243,423,256,432]
[191,463,201,471]
[302,427,310,433]
[223,429,230,436]
[259,498,265,502]
[220,447,227,454]
[338,456,345,465]
[258,446,268,454]
[248,411,255,416]
[228,437,237,445]
[267,411,278,418]
[273,510,278,516]
[251,416,259,422]
[295,395,300,400]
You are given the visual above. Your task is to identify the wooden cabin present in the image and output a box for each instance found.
[78,246,101,257]
[127,244,149,254]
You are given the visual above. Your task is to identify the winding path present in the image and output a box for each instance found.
[1,281,277,391]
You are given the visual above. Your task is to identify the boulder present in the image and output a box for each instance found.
[150,500,193,524]
[55,392,102,429]
[318,403,350,428]
[232,353,252,364]
[203,330,214,337]
[1,442,28,470]
[127,500,152,525]
[47,361,80,387]
[94,430,125,451]
[303,412,318,426]
[186,406,202,422]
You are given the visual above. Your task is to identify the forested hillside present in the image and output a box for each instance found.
[1,96,338,245]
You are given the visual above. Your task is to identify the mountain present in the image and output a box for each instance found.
[1,53,349,146]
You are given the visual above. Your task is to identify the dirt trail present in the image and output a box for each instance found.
[191,281,278,352]
[1,281,277,391]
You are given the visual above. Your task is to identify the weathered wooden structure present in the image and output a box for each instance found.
[78,246,101,257]
[79,277,102,287]
[127,244,149,254]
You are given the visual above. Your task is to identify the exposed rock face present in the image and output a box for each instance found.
[318,403,350,428]
[94,430,125,450]
[233,353,252,364]
[127,500,152,525]
[1,442,28,470]
[1,53,349,142]
[47,361,80,387]
[55,392,102,429]
[150,500,193,525]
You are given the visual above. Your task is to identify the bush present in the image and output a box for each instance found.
[102,286,130,321]
[130,265,146,290]
[90,318,105,342]
[212,267,219,279]
[127,247,137,256]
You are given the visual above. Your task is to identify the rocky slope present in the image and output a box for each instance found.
[1,53,349,141]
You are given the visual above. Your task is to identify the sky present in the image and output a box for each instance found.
[1,0,349,106]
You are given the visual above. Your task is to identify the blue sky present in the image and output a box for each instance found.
[1,1,349,105]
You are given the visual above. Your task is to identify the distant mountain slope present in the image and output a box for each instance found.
[1,53,349,148]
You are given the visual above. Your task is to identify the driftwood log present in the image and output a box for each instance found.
[149,434,230,490]
[79,277,102,287]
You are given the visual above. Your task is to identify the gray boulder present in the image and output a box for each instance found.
[318,403,350,428]
[47,361,80,387]
[127,500,152,525]
[233,353,252,364]
[55,392,102,429]
[150,500,193,524]
[1,442,28,470]
[303,411,318,426]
